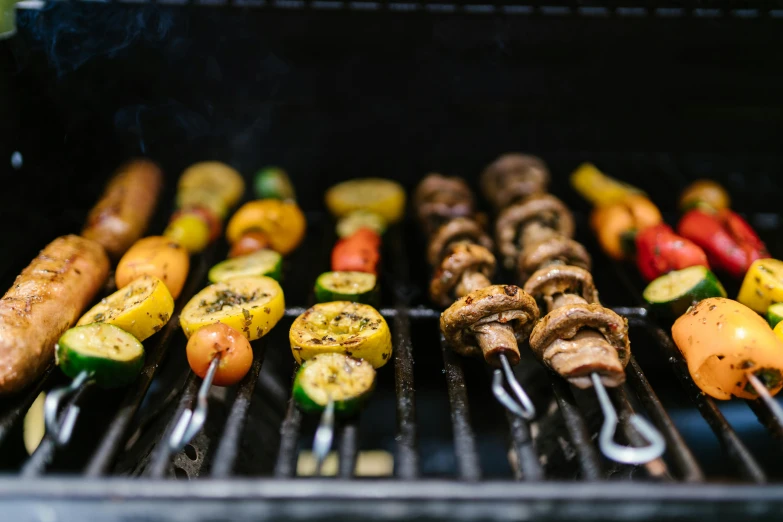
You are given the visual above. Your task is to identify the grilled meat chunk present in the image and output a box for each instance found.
[0,235,110,395]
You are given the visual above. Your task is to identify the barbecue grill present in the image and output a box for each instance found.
[2,2,783,520]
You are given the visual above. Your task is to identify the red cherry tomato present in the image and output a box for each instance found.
[186,322,253,386]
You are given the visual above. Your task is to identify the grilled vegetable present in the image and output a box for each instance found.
[186,322,253,387]
[78,275,174,341]
[679,180,730,212]
[570,163,643,207]
[180,276,285,340]
[116,236,190,299]
[643,266,726,317]
[254,167,296,201]
[767,303,783,329]
[738,259,783,314]
[176,189,229,221]
[315,271,378,305]
[635,224,709,282]
[325,178,406,224]
[164,214,211,254]
[178,162,245,214]
[56,324,145,388]
[81,159,163,260]
[589,195,662,260]
[289,302,392,368]
[336,210,386,238]
[209,249,283,283]
[229,231,270,258]
[331,228,381,274]
[678,209,769,279]
[0,235,110,395]
[292,353,376,416]
[226,200,306,256]
[171,207,222,243]
[672,297,783,400]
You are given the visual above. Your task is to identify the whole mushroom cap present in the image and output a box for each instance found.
[481,153,550,210]
[427,217,494,266]
[518,236,591,282]
[429,243,496,308]
[523,265,599,308]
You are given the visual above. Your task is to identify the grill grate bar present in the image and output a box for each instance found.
[644,320,767,483]
[0,366,54,447]
[387,227,419,480]
[611,386,671,479]
[210,342,267,478]
[273,394,303,478]
[440,337,482,481]
[505,411,542,481]
[625,356,704,482]
[85,252,212,477]
[147,372,201,479]
[550,378,603,480]
[746,398,783,442]
[337,422,359,478]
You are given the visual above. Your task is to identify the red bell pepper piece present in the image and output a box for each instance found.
[635,224,709,282]
[677,209,769,279]
[331,228,381,274]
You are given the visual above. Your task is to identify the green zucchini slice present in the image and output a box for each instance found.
[208,249,283,283]
[55,323,145,389]
[643,265,727,318]
[292,353,376,416]
[253,167,296,201]
[766,303,783,329]
[314,271,379,305]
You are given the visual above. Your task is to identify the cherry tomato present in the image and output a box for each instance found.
[186,322,253,387]
[229,231,271,258]
[164,214,211,254]
[331,228,381,274]
[171,207,222,242]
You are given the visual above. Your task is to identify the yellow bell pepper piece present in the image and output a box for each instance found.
[738,259,783,314]
[570,163,644,207]
[77,275,175,341]
[180,276,285,340]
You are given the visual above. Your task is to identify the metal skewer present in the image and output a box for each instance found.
[44,370,95,446]
[312,397,335,476]
[591,372,666,464]
[492,353,536,420]
[168,355,220,452]
[748,373,783,426]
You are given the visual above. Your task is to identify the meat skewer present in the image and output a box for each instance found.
[482,153,666,465]
[415,173,540,419]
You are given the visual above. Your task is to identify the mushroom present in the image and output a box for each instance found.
[517,237,591,282]
[528,304,630,388]
[414,173,474,236]
[523,265,599,311]
[441,284,539,366]
[427,217,494,266]
[495,194,575,270]
[481,153,550,210]
[429,243,496,307]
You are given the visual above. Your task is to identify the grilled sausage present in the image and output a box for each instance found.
[0,235,109,395]
[82,159,163,260]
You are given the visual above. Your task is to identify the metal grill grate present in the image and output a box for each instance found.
[1,210,783,518]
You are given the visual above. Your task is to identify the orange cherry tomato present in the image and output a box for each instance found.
[226,200,306,255]
[331,228,381,274]
[116,236,190,299]
[186,322,253,387]
[228,231,271,258]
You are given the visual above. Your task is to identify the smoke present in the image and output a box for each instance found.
[18,4,173,76]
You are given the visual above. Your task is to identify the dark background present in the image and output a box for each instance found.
[1,4,783,479]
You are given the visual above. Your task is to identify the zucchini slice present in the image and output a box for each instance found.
[289,301,392,369]
[209,249,283,283]
[767,303,783,329]
[56,323,145,388]
[643,266,727,317]
[254,167,296,201]
[314,271,379,305]
[292,353,376,416]
[77,275,174,341]
[180,276,285,340]
[336,210,387,238]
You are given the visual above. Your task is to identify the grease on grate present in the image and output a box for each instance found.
[297,450,393,476]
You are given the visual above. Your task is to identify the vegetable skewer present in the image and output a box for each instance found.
[415,171,539,420]
[485,153,665,464]
[45,161,240,446]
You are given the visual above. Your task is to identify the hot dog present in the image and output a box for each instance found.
[82,159,163,260]
[0,235,109,395]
